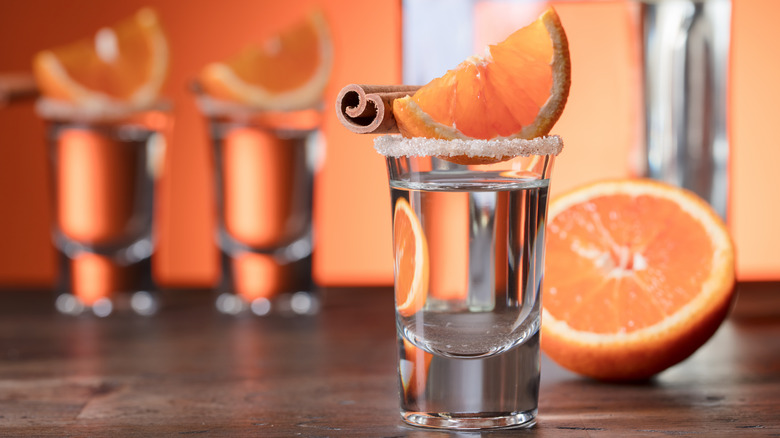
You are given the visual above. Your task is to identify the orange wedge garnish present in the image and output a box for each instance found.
[199,10,332,110]
[541,179,736,381]
[392,7,570,164]
[33,8,168,108]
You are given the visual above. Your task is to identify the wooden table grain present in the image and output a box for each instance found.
[0,284,778,437]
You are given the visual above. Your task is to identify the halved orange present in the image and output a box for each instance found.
[541,179,736,381]
[33,8,168,107]
[393,197,429,317]
[199,10,332,110]
[393,7,570,146]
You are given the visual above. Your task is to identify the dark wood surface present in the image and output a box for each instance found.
[0,284,778,437]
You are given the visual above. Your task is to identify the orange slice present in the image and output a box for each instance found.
[33,8,168,107]
[541,179,735,381]
[393,197,429,317]
[199,10,332,110]
[392,7,570,154]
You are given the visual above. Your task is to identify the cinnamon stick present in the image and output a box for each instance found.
[0,73,39,106]
[335,84,420,134]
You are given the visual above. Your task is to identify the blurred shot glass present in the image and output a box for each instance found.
[196,94,323,317]
[39,100,168,317]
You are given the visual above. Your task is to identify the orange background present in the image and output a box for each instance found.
[0,0,777,290]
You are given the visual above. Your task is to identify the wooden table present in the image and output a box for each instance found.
[0,284,778,437]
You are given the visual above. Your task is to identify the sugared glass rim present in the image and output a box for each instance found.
[373,134,563,158]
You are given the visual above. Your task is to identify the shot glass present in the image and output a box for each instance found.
[196,96,322,316]
[40,103,168,316]
[376,135,562,430]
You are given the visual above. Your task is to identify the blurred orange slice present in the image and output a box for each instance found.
[33,8,168,107]
[393,7,570,147]
[199,10,332,110]
[541,179,736,381]
[394,197,429,317]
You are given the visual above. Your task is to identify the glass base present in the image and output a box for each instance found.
[55,291,159,317]
[215,291,320,317]
[401,409,537,430]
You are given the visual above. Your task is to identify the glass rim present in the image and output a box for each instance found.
[35,97,171,123]
[374,134,563,159]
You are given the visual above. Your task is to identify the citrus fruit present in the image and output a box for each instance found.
[199,10,332,110]
[33,8,168,108]
[392,7,570,161]
[541,179,736,381]
[393,197,429,317]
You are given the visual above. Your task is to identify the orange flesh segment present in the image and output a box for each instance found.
[496,17,554,108]
[452,62,492,139]
[411,74,456,127]
[478,63,522,137]
[545,194,715,334]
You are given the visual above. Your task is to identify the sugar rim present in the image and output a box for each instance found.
[373,134,563,158]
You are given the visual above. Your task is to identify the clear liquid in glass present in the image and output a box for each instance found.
[390,170,548,429]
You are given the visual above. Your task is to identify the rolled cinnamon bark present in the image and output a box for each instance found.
[335,84,420,134]
[0,73,39,106]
